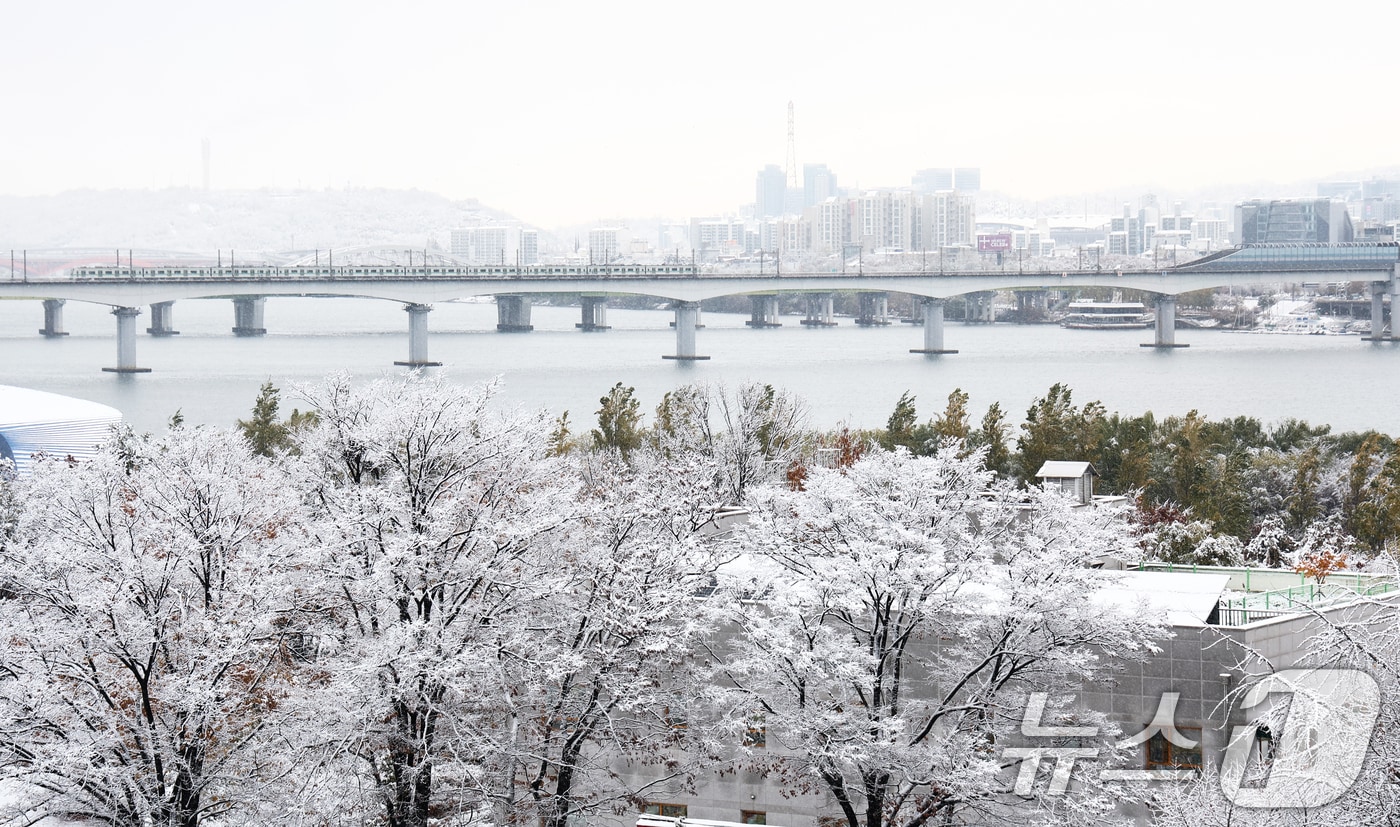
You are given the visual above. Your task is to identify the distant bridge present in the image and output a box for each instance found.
[1,244,1396,372]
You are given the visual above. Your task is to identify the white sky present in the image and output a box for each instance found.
[4,0,1398,228]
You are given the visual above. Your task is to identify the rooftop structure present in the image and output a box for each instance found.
[0,386,122,476]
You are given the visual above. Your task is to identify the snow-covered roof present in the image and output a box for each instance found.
[0,386,122,476]
[1036,461,1097,479]
[1093,570,1231,628]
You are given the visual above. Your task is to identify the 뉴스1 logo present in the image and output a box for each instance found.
[1003,668,1380,808]
[1219,668,1380,808]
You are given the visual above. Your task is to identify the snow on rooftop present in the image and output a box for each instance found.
[1036,461,1097,479]
[1094,570,1231,628]
[0,386,122,476]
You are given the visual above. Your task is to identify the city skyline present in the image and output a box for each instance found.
[5,1,1400,228]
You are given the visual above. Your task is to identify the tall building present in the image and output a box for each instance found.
[912,168,954,193]
[587,228,621,263]
[1234,198,1354,244]
[803,163,838,207]
[755,165,787,218]
[519,229,539,266]
[450,226,517,264]
[917,191,976,249]
[952,167,981,191]
[811,198,848,254]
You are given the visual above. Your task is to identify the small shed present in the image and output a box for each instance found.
[1035,460,1098,505]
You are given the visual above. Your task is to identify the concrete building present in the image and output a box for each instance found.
[691,218,747,259]
[616,563,1397,827]
[810,198,848,254]
[952,167,981,191]
[450,226,525,265]
[912,168,954,193]
[519,229,539,266]
[588,228,623,264]
[755,165,787,219]
[1234,198,1355,244]
[802,163,838,208]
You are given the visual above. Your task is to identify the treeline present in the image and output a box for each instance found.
[870,382,1400,569]
[240,375,1400,572]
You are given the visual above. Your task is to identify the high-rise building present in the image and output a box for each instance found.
[519,229,539,266]
[952,168,981,191]
[912,168,954,193]
[811,198,848,254]
[803,164,838,207]
[450,226,517,264]
[1233,198,1354,244]
[587,228,621,263]
[755,165,787,218]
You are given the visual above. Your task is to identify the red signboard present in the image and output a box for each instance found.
[977,233,1013,252]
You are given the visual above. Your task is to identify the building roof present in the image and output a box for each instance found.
[0,386,122,476]
[1093,570,1232,628]
[1036,461,1098,479]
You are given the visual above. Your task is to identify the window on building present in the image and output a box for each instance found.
[1145,728,1203,770]
[740,811,766,824]
[643,803,688,818]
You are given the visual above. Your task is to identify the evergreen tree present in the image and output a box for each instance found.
[930,388,971,446]
[882,391,919,452]
[592,382,644,455]
[237,381,291,457]
[969,401,1012,478]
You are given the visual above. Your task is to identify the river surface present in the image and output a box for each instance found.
[2,297,1396,436]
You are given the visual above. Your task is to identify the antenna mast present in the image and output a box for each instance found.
[785,101,798,191]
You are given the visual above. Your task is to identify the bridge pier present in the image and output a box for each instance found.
[496,295,534,331]
[964,291,996,324]
[394,303,442,367]
[576,296,610,331]
[856,292,890,326]
[232,297,267,336]
[147,301,179,336]
[746,294,781,327]
[801,293,837,326]
[910,298,957,354]
[1142,296,1188,348]
[663,301,709,361]
[102,307,151,373]
[39,299,68,337]
[1364,281,1392,341]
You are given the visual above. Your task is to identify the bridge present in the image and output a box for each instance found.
[1,243,1396,372]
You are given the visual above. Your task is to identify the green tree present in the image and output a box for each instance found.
[882,391,919,452]
[236,380,317,457]
[1015,384,1106,483]
[1092,413,1155,495]
[930,388,971,446]
[1286,445,1325,531]
[592,382,644,455]
[1203,449,1253,541]
[548,410,574,456]
[968,401,1012,478]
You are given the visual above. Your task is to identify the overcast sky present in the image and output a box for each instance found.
[5,1,1397,227]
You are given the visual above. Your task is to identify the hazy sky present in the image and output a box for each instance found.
[5,1,1398,227]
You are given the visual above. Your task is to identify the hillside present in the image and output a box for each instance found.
[0,188,528,254]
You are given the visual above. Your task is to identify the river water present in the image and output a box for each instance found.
[2,297,1396,436]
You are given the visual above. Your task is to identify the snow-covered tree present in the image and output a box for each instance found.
[648,382,807,505]
[493,448,730,827]
[289,373,574,827]
[713,445,1165,827]
[0,426,304,827]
